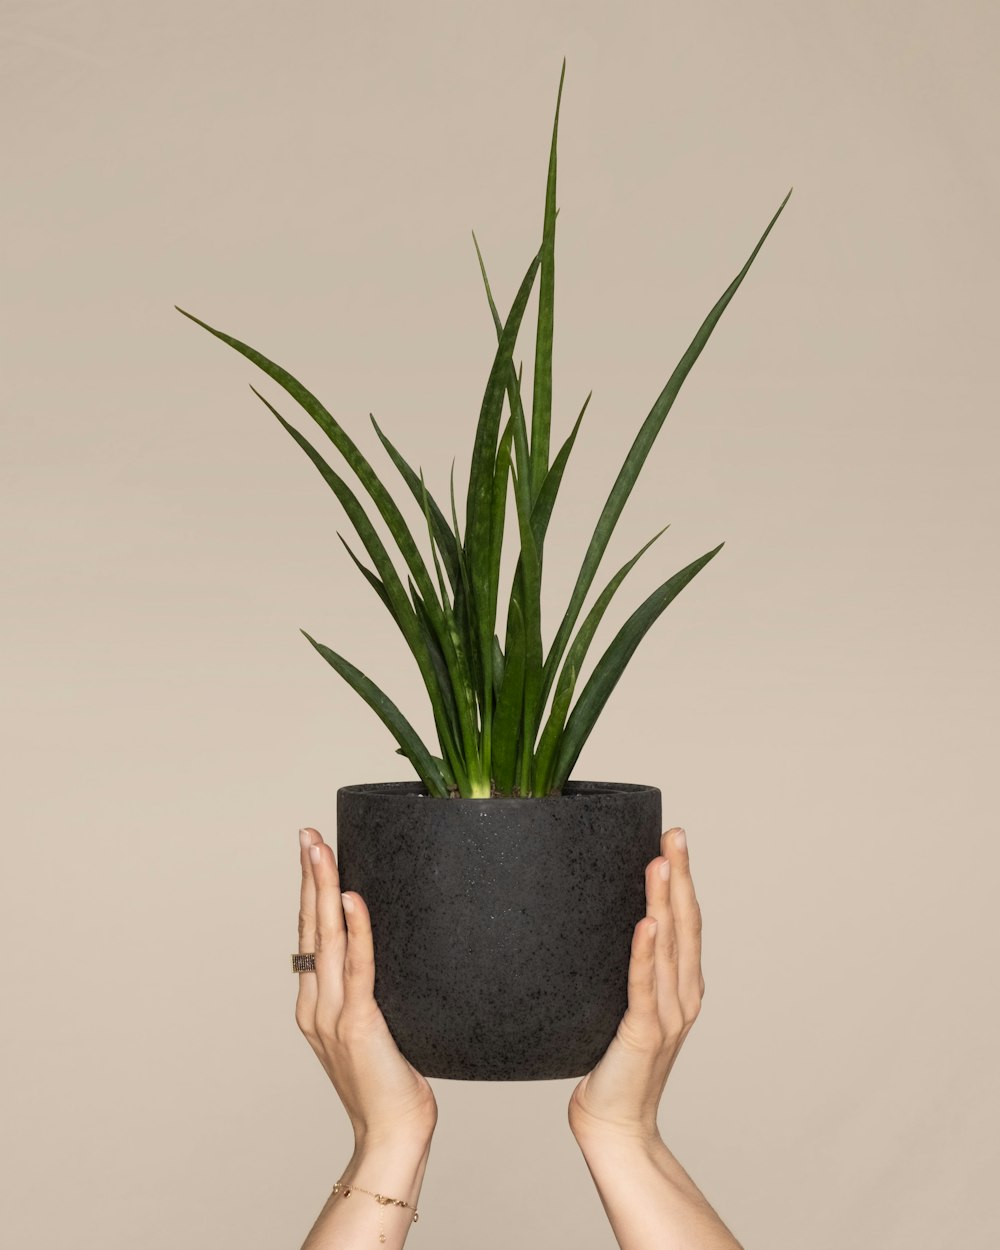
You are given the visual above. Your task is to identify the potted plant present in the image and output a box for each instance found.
[177,62,789,1081]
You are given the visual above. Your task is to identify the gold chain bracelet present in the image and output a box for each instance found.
[331,1178,419,1245]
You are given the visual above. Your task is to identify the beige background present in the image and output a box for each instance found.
[2,2,997,1246]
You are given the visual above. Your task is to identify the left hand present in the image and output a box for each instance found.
[295,826,438,1146]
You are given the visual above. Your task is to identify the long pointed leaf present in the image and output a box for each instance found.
[337,532,393,615]
[491,633,505,702]
[247,386,464,780]
[530,57,566,501]
[508,459,543,794]
[538,189,791,721]
[530,390,590,550]
[491,596,526,794]
[395,746,456,790]
[301,629,449,797]
[177,306,482,778]
[532,660,576,797]
[472,233,534,500]
[549,542,724,789]
[533,523,669,792]
[464,249,540,625]
[408,574,463,770]
[370,413,461,594]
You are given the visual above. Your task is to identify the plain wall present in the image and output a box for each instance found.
[2,2,997,1246]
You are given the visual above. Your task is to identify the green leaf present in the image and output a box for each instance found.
[175,306,443,621]
[549,541,725,790]
[471,233,533,501]
[467,248,542,590]
[533,523,669,794]
[176,306,483,782]
[491,633,505,702]
[246,385,465,784]
[336,531,393,615]
[481,412,514,785]
[491,596,525,795]
[370,413,461,594]
[395,747,456,790]
[538,189,792,722]
[448,458,482,710]
[508,458,543,794]
[302,629,449,797]
[529,390,590,550]
[408,574,463,761]
[532,660,576,797]
[530,57,566,502]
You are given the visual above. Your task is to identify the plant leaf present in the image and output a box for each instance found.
[532,660,576,797]
[301,629,449,797]
[530,389,590,550]
[467,250,542,600]
[370,413,461,594]
[472,231,533,499]
[176,305,483,782]
[549,541,725,790]
[395,746,456,790]
[533,522,669,793]
[491,596,525,794]
[336,531,393,615]
[508,453,544,794]
[491,633,505,702]
[247,385,465,783]
[530,57,566,502]
[538,189,791,721]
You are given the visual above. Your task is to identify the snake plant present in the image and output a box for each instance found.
[176,62,789,798]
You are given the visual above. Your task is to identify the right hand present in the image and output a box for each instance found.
[567,826,705,1145]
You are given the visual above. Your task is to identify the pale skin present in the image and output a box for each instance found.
[294,824,742,1250]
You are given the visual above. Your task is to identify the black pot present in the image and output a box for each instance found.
[336,779,662,1080]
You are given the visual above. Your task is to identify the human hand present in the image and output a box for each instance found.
[295,826,438,1148]
[567,826,705,1147]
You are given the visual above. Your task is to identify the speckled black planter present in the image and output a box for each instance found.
[335,779,662,1081]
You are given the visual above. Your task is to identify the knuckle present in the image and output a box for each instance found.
[682,996,702,1023]
[294,1005,317,1039]
[315,1006,340,1042]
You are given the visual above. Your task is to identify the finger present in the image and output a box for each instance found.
[310,837,347,1023]
[645,853,678,1005]
[296,827,318,1029]
[341,890,377,1010]
[625,912,659,1023]
[648,851,681,1025]
[665,827,704,1020]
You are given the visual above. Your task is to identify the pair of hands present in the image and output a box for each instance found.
[294,824,704,1148]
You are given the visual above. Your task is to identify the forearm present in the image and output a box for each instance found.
[572,1130,743,1250]
[300,1132,434,1250]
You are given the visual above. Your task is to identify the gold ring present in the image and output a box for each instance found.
[291,953,316,973]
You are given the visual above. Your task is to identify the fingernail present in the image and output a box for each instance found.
[309,844,320,864]
[341,892,355,914]
[674,828,687,850]
[659,860,671,880]
[299,828,311,850]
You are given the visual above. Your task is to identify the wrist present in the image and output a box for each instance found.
[352,1125,434,1162]
[568,1105,661,1153]
[570,1117,663,1159]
